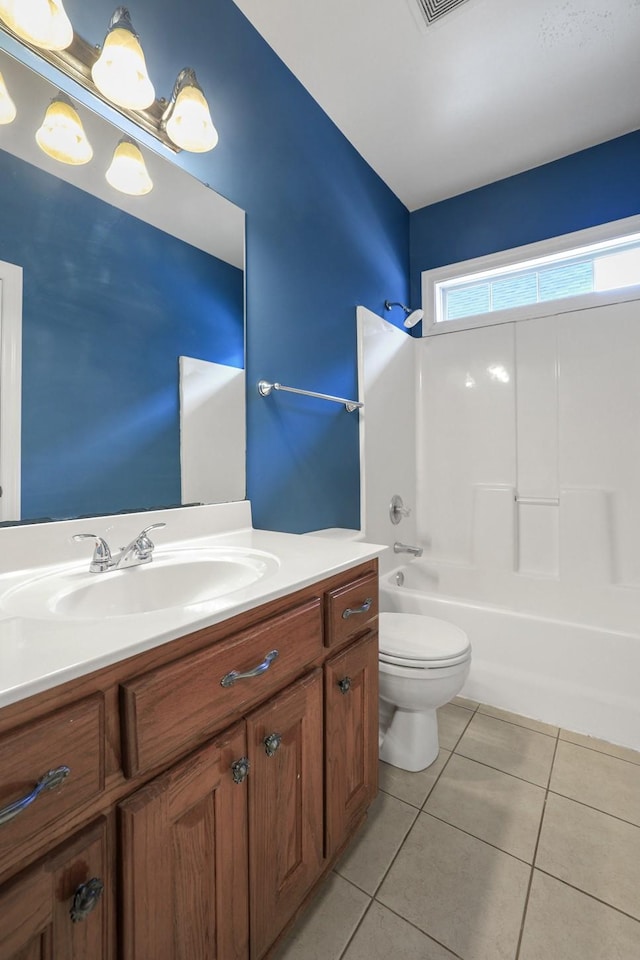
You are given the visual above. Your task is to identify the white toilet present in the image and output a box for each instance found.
[378,612,471,772]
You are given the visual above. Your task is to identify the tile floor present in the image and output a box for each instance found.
[272,697,640,960]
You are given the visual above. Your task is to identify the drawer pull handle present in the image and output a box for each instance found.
[0,765,70,827]
[342,598,373,620]
[338,676,352,694]
[70,877,104,923]
[220,649,279,688]
[264,732,282,757]
[231,757,250,784]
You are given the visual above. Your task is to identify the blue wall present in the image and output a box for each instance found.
[410,131,640,307]
[0,148,243,520]
[42,0,412,533]
[11,5,634,532]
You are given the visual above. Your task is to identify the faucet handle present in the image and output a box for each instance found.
[139,522,167,536]
[132,522,166,559]
[72,534,112,572]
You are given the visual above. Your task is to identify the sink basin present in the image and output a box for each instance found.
[0,547,280,620]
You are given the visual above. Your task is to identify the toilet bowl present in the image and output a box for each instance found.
[378,611,471,772]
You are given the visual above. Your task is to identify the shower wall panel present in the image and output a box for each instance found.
[416,296,640,592]
[356,306,417,570]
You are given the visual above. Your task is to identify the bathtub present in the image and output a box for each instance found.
[380,563,640,752]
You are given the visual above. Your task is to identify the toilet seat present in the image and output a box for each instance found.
[379,612,471,669]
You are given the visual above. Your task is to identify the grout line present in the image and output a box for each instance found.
[371,898,467,960]
[442,707,475,752]
[452,748,553,790]
[474,707,559,739]
[377,749,453,811]
[451,698,480,713]
[335,890,373,960]
[417,809,536,867]
[334,794,422,903]
[420,746,456,809]
[442,750,549,790]
[558,736,640,768]
[533,867,640,925]
[545,788,640,830]
[344,801,423,905]
[514,725,561,959]
[330,867,374,901]
[377,786,422,811]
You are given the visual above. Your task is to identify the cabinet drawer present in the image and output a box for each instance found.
[0,696,105,862]
[121,598,323,777]
[324,573,378,649]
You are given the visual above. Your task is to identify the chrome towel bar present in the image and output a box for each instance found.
[258,380,363,413]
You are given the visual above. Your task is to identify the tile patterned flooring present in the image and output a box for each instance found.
[272,698,640,960]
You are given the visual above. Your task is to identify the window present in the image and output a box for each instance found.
[422,215,640,334]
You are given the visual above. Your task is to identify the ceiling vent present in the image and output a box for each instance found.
[416,0,472,24]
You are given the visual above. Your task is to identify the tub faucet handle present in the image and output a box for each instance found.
[390,495,411,525]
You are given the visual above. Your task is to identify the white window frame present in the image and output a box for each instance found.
[0,259,22,522]
[420,213,640,336]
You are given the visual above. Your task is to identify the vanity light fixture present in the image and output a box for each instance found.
[0,6,219,154]
[91,7,155,111]
[0,0,73,51]
[35,93,93,165]
[0,69,16,124]
[105,136,153,196]
[162,68,218,153]
[384,299,424,329]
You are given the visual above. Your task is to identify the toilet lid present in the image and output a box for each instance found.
[379,612,471,668]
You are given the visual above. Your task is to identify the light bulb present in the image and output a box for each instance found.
[91,8,155,110]
[105,138,152,196]
[164,69,218,153]
[0,0,73,51]
[35,96,93,165]
[0,70,17,124]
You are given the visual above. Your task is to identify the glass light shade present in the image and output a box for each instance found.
[165,80,218,153]
[105,139,153,196]
[0,70,17,125]
[91,23,155,110]
[0,0,73,51]
[35,98,93,165]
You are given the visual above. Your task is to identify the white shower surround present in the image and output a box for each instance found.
[357,300,640,751]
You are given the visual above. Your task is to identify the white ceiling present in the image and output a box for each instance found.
[233,0,640,211]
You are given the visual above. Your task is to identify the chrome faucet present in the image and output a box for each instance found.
[393,541,423,557]
[73,523,166,573]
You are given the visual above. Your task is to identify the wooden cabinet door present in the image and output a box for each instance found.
[119,722,249,960]
[325,632,379,858]
[0,817,113,960]
[247,669,324,960]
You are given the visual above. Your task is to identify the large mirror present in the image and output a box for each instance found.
[0,47,245,524]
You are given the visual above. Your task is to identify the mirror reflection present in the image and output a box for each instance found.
[0,49,245,524]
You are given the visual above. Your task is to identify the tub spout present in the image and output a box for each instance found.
[393,541,423,557]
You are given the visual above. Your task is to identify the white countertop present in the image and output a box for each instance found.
[0,502,384,708]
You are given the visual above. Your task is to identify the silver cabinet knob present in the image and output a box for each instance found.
[264,732,282,757]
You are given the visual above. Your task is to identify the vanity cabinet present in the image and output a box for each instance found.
[0,559,378,960]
